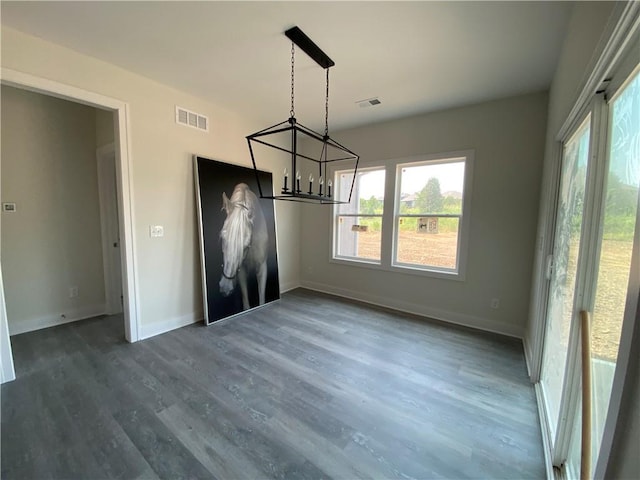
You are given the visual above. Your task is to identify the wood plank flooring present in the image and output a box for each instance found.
[1,288,545,479]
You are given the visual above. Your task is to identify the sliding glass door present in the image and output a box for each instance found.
[539,61,640,477]
[540,116,591,446]
[590,67,639,468]
[564,66,640,477]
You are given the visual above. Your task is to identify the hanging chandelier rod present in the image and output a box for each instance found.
[246,25,358,205]
[284,26,335,69]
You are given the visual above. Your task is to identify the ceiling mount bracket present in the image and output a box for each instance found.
[285,26,335,69]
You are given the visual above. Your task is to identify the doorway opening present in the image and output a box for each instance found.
[0,68,140,383]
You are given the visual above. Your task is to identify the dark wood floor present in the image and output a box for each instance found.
[2,288,544,479]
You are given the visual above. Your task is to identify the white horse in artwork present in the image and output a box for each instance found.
[219,183,268,310]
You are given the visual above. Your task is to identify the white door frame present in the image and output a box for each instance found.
[0,68,141,361]
[0,269,16,383]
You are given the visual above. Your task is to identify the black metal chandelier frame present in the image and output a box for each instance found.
[247,26,359,205]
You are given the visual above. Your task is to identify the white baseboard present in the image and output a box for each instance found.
[300,280,524,339]
[280,280,300,294]
[137,284,303,340]
[9,303,107,336]
[535,382,556,480]
[140,312,203,340]
[523,336,535,380]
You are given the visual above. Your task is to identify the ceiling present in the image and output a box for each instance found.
[1,1,572,132]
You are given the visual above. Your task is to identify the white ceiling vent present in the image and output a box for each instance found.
[175,106,209,132]
[356,97,382,108]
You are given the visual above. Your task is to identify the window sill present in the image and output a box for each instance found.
[329,256,466,282]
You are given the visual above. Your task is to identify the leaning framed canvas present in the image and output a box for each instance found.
[194,156,280,324]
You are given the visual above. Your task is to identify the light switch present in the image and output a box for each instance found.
[149,225,164,237]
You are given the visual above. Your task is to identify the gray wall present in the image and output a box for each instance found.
[300,92,548,338]
[1,86,106,333]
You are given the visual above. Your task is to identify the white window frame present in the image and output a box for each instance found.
[330,150,474,281]
[332,166,386,265]
[392,155,472,278]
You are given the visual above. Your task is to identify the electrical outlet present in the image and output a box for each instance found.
[69,286,79,298]
[491,298,500,309]
[150,225,164,238]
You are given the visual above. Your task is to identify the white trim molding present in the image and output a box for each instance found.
[280,280,300,294]
[300,280,523,339]
[523,336,535,380]
[535,383,556,480]
[0,269,16,383]
[139,312,203,340]
[8,304,107,336]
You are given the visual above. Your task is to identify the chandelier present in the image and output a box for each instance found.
[247,26,359,204]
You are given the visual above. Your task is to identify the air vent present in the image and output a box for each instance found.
[175,106,209,132]
[356,97,382,108]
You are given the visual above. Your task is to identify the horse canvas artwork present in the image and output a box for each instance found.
[194,157,280,324]
[219,183,268,309]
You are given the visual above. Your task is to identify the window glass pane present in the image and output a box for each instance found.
[335,216,382,261]
[396,217,459,269]
[394,158,466,271]
[590,69,640,471]
[565,74,639,478]
[334,168,384,263]
[337,169,385,215]
[399,161,465,214]
[540,116,591,441]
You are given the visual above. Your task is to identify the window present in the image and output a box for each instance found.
[332,151,473,279]
[395,158,466,272]
[333,168,386,262]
